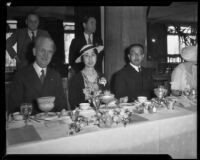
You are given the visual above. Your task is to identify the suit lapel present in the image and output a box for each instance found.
[27,65,43,95]
[42,68,55,93]
[81,34,87,45]
[18,29,30,54]
[36,30,41,37]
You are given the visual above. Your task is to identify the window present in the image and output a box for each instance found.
[6,20,17,72]
[167,25,197,63]
[63,22,75,64]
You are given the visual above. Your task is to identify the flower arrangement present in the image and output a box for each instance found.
[67,107,135,135]
[99,77,107,87]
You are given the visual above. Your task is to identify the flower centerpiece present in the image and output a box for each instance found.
[83,76,107,111]
[94,107,134,128]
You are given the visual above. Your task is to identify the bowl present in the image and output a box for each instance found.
[79,103,90,110]
[13,112,23,121]
[100,94,115,104]
[137,96,147,103]
[37,96,55,112]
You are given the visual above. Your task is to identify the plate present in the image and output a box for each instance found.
[119,103,133,106]
[35,112,58,120]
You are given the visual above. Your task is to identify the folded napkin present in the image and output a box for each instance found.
[7,125,41,145]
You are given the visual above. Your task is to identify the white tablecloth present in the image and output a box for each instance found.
[6,106,197,158]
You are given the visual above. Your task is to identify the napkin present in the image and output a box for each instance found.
[7,125,41,145]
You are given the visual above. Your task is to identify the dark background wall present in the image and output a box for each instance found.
[147,22,168,62]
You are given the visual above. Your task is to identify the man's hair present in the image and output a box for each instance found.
[26,12,40,20]
[127,43,144,54]
[82,16,96,24]
[34,36,56,53]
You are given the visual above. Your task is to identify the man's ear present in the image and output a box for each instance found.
[128,54,131,61]
[83,23,86,29]
[142,54,145,59]
[33,48,36,56]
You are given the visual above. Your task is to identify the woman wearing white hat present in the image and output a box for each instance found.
[170,45,197,96]
[68,44,108,109]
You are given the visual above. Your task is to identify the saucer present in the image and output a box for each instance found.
[35,112,58,120]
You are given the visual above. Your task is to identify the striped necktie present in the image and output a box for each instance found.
[40,69,45,84]
[88,35,92,44]
[138,67,141,72]
[31,31,35,41]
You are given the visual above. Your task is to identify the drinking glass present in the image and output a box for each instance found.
[91,97,101,111]
[20,103,32,126]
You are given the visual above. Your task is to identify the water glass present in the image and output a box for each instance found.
[20,103,32,125]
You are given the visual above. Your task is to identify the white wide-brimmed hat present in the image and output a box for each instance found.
[181,45,197,62]
[75,44,104,63]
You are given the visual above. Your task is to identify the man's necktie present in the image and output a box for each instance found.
[88,35,92,44]
[138,67,141,72]
[31,31,35,41]
[138,67,142,72]
[40,69,45,84]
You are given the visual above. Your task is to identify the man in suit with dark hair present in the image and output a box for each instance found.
[8,36,67,115]
[114,43,154,102]
[69,16,103,74]
[6,12,50,70]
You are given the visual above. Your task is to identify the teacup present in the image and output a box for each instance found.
[79,103,90,110]
[137,96,147,103]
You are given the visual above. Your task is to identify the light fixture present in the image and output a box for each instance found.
[152,38,156,43]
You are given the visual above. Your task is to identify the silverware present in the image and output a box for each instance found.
[29,117,42,123]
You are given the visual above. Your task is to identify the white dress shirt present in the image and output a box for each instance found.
[28,29,37,40]
[84,32,93,44]
[33,62,47,78]
[129,63,141,72]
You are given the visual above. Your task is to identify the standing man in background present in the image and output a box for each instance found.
[6,12,50,70]
[69,16,103,74]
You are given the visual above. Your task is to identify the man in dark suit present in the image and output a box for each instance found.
[114,43,154,102]
[8,36,67,115]
[6,12,50,70]
[69,16,103,73]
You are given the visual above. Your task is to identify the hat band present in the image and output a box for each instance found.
[80,45,95,55]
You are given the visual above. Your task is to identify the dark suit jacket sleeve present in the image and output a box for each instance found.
[40,30,50,37]
[6,30,18,59]
[68,73,85,109]
[69,38,77,67]
[8,72,24,114]
[114,71,127,99]
[53,72,68,111]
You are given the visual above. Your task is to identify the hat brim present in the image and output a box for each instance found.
[75,45,104,63]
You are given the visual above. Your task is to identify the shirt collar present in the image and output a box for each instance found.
[28,29,37,37]
[33,62,47,77]
[129,63,141,72]
[84,32,93,44]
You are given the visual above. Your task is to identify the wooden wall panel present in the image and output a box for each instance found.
[105,7,149,82]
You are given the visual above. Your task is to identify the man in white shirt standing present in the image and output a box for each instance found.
[114,43,154,102]
[6,12,50,70]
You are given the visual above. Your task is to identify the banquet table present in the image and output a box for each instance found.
[6,104,197,158]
